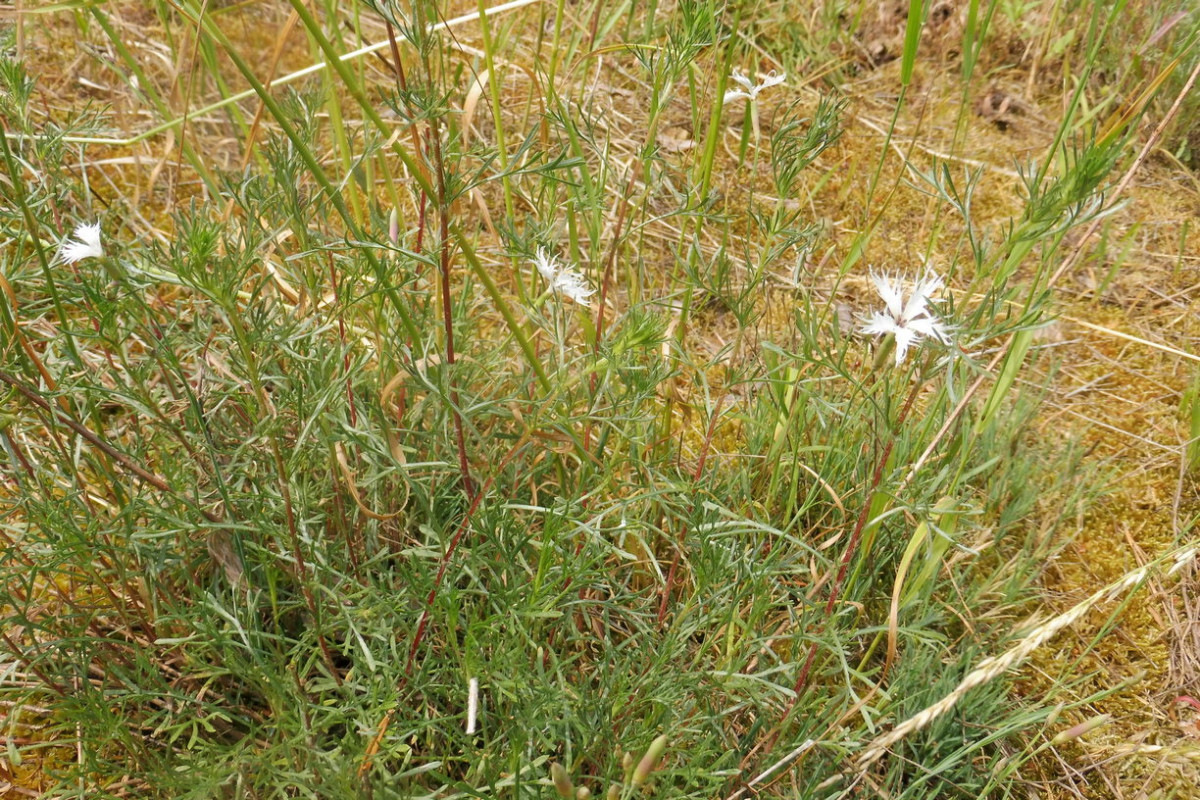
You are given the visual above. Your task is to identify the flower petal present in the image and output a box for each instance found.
[906,317,951,344]
[59,222,104,264]
[892,327,919,365]
[912,270,944,301]
[757,71,787,90]
[860,312,900,337]
[533,247,558,282]
[553,269,595,307]
[728,68,756,92]
[870,272,905,320]
[901,271,942,322]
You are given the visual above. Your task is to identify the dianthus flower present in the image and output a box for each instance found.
[859,270,952,365]
[58,222,103,264]
[723,68,786,104]
[532,247,595,307]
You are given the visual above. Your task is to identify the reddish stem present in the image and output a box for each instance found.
[427,119,475,501]
[384,20,430,260]
[403,437,529,676]
[658,395,727,625]
[1176,695,1200,713]
[738,377,926,779]
[789,381,921,700]
[328,252,358,428]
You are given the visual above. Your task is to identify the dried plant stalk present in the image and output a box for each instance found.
[856,545,1199,770]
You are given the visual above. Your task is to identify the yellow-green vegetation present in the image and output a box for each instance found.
[1,1,1198,798]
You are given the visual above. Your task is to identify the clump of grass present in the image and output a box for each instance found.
[1,1,1197,797]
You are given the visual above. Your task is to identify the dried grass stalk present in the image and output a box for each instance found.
[855,545,1199,770]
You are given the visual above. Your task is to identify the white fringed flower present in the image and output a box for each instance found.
[723,68,787,104]
[532,247,558,283]
[532,247,595,307]
[58,222,104,264]
[859,270,952,365]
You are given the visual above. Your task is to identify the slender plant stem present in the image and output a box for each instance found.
[403,435,531,676]
[0,121,81,368]
[740,375,925,779]
[428,116,477,501]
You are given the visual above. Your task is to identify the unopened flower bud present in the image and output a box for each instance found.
[550,762,573,799]
[1051,714,1111,745]
[632,735,668,787]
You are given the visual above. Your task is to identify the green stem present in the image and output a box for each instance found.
[188,11,423,351]
[0,121,81,368]
[283,0,437,200]
[456,232,553,393]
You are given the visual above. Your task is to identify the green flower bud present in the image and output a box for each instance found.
[632,735,668,787]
